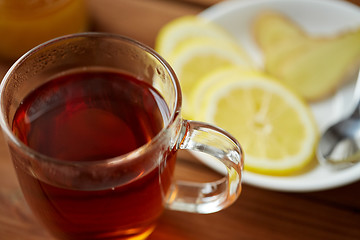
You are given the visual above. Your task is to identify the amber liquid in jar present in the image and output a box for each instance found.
[0,0,88,60]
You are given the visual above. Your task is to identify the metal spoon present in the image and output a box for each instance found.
[317,70,360,169]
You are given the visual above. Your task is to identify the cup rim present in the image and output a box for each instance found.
[0,32,182,166]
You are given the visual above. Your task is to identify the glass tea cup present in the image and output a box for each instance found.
[0,33,243,240]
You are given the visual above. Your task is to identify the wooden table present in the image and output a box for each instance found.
[1,0,360,239]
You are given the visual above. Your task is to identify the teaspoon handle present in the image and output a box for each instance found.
[350,70,360,118]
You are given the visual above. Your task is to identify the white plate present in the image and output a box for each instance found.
[194,0,360,192]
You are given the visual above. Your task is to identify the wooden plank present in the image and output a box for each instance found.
[87,0,204,48]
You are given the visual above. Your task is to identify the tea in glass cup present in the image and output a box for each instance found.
[0,33,243,239]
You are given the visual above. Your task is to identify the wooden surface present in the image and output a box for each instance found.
[1,0,360,239]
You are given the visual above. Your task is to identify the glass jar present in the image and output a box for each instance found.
[0,0,88,60]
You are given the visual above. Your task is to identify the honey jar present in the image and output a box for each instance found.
[0,0,88,60]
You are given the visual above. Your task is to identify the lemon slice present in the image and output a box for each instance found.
[191,66,250,115]
[155,15,237,60]
[169,38,253,119]
[194,67,318,175]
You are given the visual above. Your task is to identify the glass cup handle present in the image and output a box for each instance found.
[165,120,244,214]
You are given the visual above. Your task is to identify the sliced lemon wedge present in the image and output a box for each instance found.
[194,67,318,175]
[155,16,254,118]
[155,15,237,60]
[168,38,253,119]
